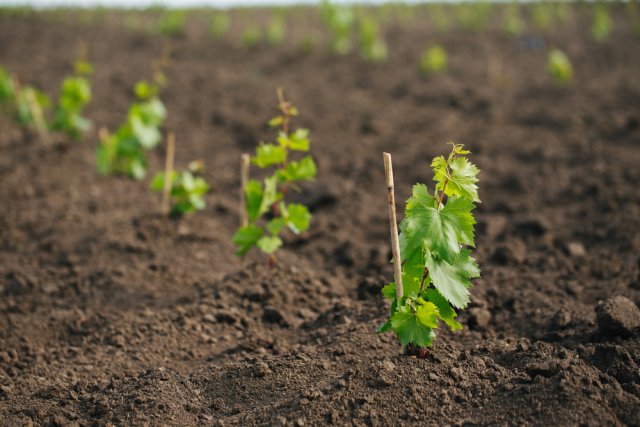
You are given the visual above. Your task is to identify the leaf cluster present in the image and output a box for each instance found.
[52,62,92,140]
[379,143,481,349]
[233,91,317,257]
[320,0,355,55]
[96,79,167,180]
[358,17,388,63]
[419,45,447,76]
[547,49,573,85]
[151,160,210,215]
[0,66,50,129]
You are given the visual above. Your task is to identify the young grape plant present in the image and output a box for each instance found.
[419,45,447,76]
[233,89,317,259]
[547,49,573,84]
[358,17,388,63]
[151,160,210,216]
[52,60,93,140]
[321,0,355,55]
[96,78,167,180]
[379,143,481,353]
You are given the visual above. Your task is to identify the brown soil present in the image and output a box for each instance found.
[1,5,640,426]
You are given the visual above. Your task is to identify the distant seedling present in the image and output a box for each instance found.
[359,17,388,63]
[547,49,573,84]
[321,0,355,55]
[211,12,230,40]
[151,133,210,216]
[242,25,262,48]
[233,89,317,259]
[380,144,481,354]
[419,45,447,76]
[502,2,525,37]
[592,3,613,42]
[52,60,93,140]
[155,10,186,36]
[96,78,167,180]
[267,15,286,46]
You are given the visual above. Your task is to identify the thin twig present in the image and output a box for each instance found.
[161,132,176,216]
[240,153,250,227]
[383,152,403,300]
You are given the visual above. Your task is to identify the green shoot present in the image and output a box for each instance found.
[547,49,573,85]
[52,60,93,140]
[211,11,230,40]
[151,159,210,216]
[379,143,481,351]
[592,3,613,42]
[155,10,186,37]
[232,89,317,259]
[455,1,492,32]
[419,45,447,76]
[242,25,262,48]
[96,78,167,180]
[267,14,286,46]
[321,0,355,55]
[532,2,554,32]
[358,17,388,63]
[0,67,16,110]
[502,2,525,37]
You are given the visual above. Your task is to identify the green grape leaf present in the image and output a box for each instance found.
[289,128,310,151]
[433,156,480,203]
[424,288,462,331]
[267,217,286,235]
[284,203,311,234]
[245,179,264,222]
[279,155,317,182]
[258,175,282,216]
[382,283,396,300]
[268,115,283,128]
[257,236,283,254]
[390,300,438,347]
[233,224,264,256]
[425,249,480,309]
[253,143,287,168]
[403,191,475,264]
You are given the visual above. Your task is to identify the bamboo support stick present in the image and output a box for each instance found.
[240,153,250,227]
[383,152,403,299]
[161,132,176,216]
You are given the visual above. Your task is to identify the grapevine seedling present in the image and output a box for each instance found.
[96,78,167,180]
[592,3,613,42]
[547,49,573,84]
[151,134,210,216]
[419,45,447,76]
[0,67,15,110]
[242,25,261,48]
[211,12,230,40]
[359,17,388,63]
[379,143,481,353]
[232,89,317,259]
[155,10,186,36]
[502,2,524,37]
[52,60,93,140]
[267,14,286,46]
[321,0,355,55]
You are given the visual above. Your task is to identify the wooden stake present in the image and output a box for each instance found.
[161,132,176,216]
[240,153,251,227]
[383,152,403,299]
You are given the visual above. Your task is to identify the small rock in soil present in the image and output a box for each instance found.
[490,240,526,265]
[263,306,288,326]
[596,296,640,338]
[469,307,492,329]
[566,241,587,257]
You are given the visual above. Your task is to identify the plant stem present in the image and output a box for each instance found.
[383,152,403,300]
[436,176,449,208]
[240,153,250,227]
[161,132,175,216]
[418,268,430,293]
